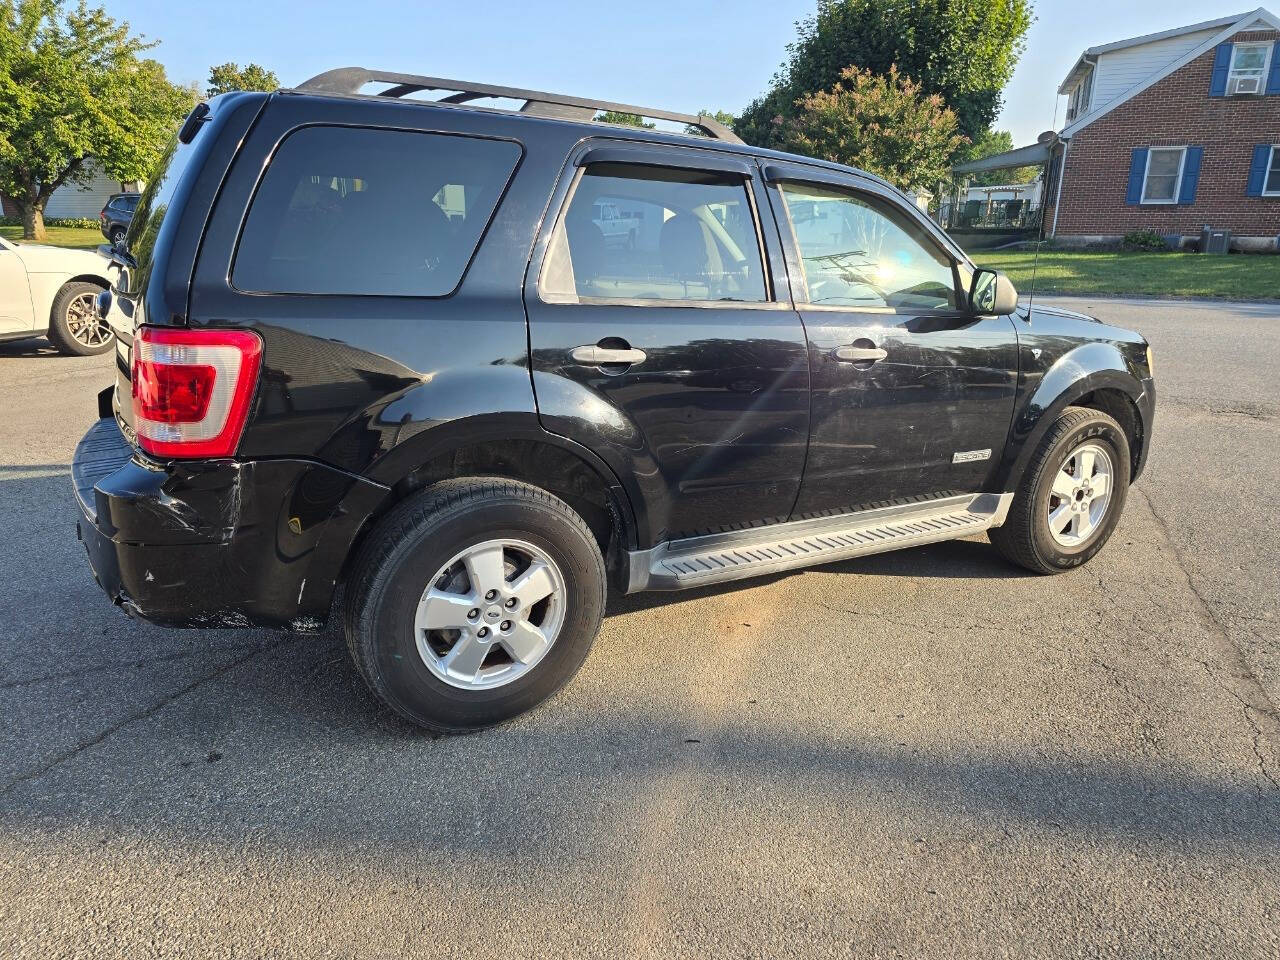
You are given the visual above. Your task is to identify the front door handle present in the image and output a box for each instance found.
[833,345,888,363]
[571,345,647,366]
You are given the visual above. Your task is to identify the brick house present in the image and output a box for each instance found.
[956,8,1280,251]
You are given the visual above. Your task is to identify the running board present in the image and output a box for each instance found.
[626,493,1013,592]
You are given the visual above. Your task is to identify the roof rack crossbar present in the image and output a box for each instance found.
[297,67,743,144]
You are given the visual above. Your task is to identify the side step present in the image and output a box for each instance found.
[626,493,1013,592]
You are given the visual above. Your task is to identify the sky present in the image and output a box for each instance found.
[110,0,1260,147]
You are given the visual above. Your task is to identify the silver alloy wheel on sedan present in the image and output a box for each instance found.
[414,538,566,690]
[65,291,112,348]
[1047,441,1114,547]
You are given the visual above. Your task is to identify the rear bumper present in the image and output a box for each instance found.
[73,415,387,629]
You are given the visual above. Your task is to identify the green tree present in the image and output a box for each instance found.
[737,0,1033,150]
[594,111,655,129]
[206,61,278,97]
[782,65,966,193]
[958,128,1039,186]
[0,0,196,240]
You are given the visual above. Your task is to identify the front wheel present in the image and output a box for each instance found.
[343,478,606,733]
[47,282,113,356]
[990,406,1130,574]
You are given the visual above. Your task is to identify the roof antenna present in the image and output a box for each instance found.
[1025,134,1059,317]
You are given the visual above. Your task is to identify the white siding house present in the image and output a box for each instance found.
[41,161,138,219]
[1089,28,1222,109]
[1058,12,1255,124]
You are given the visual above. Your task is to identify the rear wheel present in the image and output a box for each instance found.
[343,478,606,733]
[108,226,126,245]
[47,282,113,356]
[990,406,1130,574]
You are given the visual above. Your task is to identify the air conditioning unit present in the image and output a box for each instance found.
[1200,226,1231,254]
[1228,75,1262,95]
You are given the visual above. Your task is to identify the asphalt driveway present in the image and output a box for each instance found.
[0,297,1277,958]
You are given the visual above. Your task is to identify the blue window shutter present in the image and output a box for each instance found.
[1178,147,1203,204]
[1267,41,1280,94]
[1246,144,1271,196]
[1210,43,1233,96]
[1126,148,1148,204]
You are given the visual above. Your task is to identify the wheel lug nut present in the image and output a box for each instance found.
[504,597,517,609]
[500,620,512,632]
[484,589,498,602]
[477,626,489,638]
[467,608,480,620]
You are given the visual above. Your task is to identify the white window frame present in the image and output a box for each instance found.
[1264,145,1280,198]
[1141,146,1187,205]
[1227,41,1272,96]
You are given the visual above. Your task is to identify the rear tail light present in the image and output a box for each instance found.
[131,327,263,458]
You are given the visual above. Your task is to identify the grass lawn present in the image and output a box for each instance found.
[971,250,1279,300]
[0,225,103,250]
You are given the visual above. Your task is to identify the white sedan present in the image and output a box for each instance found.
[0,237,114,355]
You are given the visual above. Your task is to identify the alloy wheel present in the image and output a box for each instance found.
[1046,442,1114,547]
[65,292,112,348]
[414,538,566,690]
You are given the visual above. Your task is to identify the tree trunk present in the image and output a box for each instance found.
[22,204,46,242]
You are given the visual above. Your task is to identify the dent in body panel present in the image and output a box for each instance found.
[997,305,1150,490]
[793,311,1020,516]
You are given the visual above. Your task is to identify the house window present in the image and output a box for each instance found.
[1227,42,1271,95]
[1266,146,1280,197]
[1141,147,1186,204]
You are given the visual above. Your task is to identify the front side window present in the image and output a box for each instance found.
[778,183,958,310]
[541,163,767,303]
[1228,42,1271,95]
[1266,145,1280,196]
[1141,147,1186,204]
[234,127,521,297]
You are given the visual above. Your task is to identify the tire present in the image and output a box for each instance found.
[108,226,126,244]
[990,406,1130,575]
[343,478,607,733]
[47,281,113,356]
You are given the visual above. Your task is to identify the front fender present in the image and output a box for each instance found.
[996,341,1149,492]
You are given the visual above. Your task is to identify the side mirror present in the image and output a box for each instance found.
[969,267,1019,315]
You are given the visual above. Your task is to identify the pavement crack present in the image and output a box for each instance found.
[0,636,305,798]
[1139,486,1280,791]
[0,643,261,690]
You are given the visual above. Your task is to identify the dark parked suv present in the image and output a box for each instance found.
[98,192,140,244]
[75,69,1156,732]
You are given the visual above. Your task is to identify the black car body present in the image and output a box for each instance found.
[99,193,140,244]
[74,73,1155,730]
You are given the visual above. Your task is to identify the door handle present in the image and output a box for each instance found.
[571,345,647,366]
[833,345,888,363]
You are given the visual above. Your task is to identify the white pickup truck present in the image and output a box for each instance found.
[591,200,640,248]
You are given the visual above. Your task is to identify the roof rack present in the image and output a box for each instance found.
[297,67,743,144]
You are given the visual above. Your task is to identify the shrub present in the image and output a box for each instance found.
[0,216,101,229]
[1121,229,1170,252]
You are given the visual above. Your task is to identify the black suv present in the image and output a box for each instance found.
[75,70,1156,732]
[98,192,140,244]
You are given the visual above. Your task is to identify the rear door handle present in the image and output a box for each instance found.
[833,345,888,363]
[571,345,647,366]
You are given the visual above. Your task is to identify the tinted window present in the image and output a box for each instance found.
[542,163,767,303]
[233,127,521,297]
[779,183,957,310]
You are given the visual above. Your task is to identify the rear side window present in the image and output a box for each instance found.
[541,162,767,303]
[233,126,521,297]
